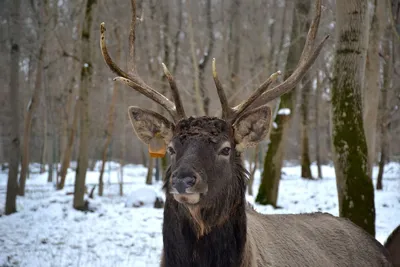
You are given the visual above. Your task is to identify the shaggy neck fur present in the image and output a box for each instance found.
[162,156,249,267]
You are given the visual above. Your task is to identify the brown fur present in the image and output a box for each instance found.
[385,225,400,267]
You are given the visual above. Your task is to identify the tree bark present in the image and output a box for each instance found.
[99,27,121,197]
[300,73,313,179]
[256,0,311,207]
[5,0,21,215]
[74,0,96,210]
[331,0,375,236]
[363,0,385,177]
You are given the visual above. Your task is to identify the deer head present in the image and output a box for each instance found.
[100,0,327,207]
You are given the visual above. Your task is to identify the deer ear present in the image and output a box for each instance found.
[233,105,272,152]
[128,106,175,146]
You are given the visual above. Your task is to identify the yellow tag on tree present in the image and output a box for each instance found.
[148,136,166,158]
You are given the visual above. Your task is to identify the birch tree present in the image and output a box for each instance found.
[331,0,375,236]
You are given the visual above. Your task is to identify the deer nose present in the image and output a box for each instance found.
[171,176,196,194]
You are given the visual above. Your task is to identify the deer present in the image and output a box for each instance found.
[100,0,394,266]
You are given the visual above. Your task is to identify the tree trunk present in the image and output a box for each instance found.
[19,0,50,196]
[315,70,323,178]
[198,0,213,116]
[377,26,393,190]
[57,99,80,190]
[41,109,47,174]
[332,0,375,236]
[146,157,154,185]
[99,28,121,197]
[19,45,45,196]
[256,0,311,207]
[363,0,385,178]
[74,0,96,210]
[188,13,204,116]
[228,0,241,105]
[300,73,313,179]
[5,0,21,215]
[247,145,260,196]
[47,134,54,183]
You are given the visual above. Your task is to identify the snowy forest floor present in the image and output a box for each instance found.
[0,162,399,267]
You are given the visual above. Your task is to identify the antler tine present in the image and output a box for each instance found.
[100,22,181,122]
[230,70,281,121]
[212,58,232,119]
[100,23,132,80]
[162,63,186,120]
[229,0,328,123]
[253,36,328,105]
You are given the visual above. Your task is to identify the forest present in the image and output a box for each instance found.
[0,0,399,266]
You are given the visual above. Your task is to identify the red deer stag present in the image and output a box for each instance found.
[100,0,393,266]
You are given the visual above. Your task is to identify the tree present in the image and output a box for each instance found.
[363,0,385,177]
[19,0,50,196]
[331,0,375,236]
[377,23,393,190]
[300,73,313,179]
[5,0,22,215]
[74,0,97,210]
[314,69,323,178]
[98,27,121,197]
[188,0,214,116]
[256,0,311,207]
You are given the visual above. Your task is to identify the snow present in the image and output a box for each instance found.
[277,108,291,115]
[125,187,163,208]
[0,161,399,267]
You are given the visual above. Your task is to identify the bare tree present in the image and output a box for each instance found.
[300,73,313,179]
[227,0,241,104]
[98,27,121,197]
[363,0,386,177]
[5,0,22,215]
[19,0,50,196]
[331,0,375,236]
[256,0,311,207]
[74,0,97,210]
[188,0,214,116]
[377,24,393,190]
[315,69,323,178]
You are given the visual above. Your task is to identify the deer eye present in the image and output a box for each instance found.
[167,146,176,155]
[219,147,231,156]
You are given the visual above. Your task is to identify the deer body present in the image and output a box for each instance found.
[100,0,394,266]
[160,129,391,266]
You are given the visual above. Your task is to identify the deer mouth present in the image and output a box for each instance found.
[173,193,201,205]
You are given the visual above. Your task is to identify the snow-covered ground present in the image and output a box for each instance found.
[0,162,399,267]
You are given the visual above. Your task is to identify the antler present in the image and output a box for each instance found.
[214,0,328,124]
[99,1,186,122]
